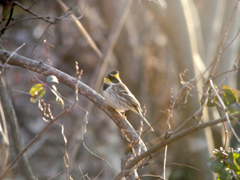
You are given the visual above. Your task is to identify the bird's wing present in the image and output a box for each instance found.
[115,83,141,110]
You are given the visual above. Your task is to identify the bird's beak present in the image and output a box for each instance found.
[113,72,119,79]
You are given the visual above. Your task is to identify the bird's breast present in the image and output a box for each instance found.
[103,88,128,112]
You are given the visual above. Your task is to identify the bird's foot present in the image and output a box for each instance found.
[120,112,127,119]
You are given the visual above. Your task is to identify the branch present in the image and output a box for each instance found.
[2,49,240,179]
[199,0,240,119]
[0,105,69,179]
[11,1,56,24]
[0,50,137,138]
[113,112,240,180]
[0,73,35,179]
[0,50,147,179]
[56,0,103,58]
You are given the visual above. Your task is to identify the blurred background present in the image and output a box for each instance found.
[0,0,240,179]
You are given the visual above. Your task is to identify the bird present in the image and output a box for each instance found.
[103,70,154,132]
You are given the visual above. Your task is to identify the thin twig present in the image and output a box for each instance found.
[11,1,56,24]
[0,2,14,37]
[199,0,240,120]
[209,78,240,142]
[138,174,165,180]
[90,0,134,92]
[56,0,103,58]
[222,27,240,53]
[0,1,70,38]
[78,165,86,180]
[0,73,35,179]
[113,112,240,180]
[0,109,68,179]
[0,43,25,78]
[29,24,52,58]
[0,49,151,179]
[163,145,168,179]
[0,71,81,178]
[217,51,240,86]
[47,168,67,180]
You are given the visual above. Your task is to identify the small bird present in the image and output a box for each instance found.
[103,70,154,132]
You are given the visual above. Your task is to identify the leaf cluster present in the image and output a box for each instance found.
[208,147,240,180]
[207,85,239,114]
[29,75,64,108]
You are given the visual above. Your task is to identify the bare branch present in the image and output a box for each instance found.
[56,0,103,58]
[11,1,56,24]
[0,73,35,179]
[209,78,240,142]
[199,0,240,119]
[0,43,25,78]
[0,108,68,179]
[0,49,147,179]
[114,112,240,180]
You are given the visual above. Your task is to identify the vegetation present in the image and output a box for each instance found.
[0,0,240,180]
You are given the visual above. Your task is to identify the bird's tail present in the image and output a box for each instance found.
[141,116,154,132]
[132,107,155,132]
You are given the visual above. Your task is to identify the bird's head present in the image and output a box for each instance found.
[104,70,121,84]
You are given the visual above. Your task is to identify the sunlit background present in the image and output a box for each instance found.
[1,0,240,179]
